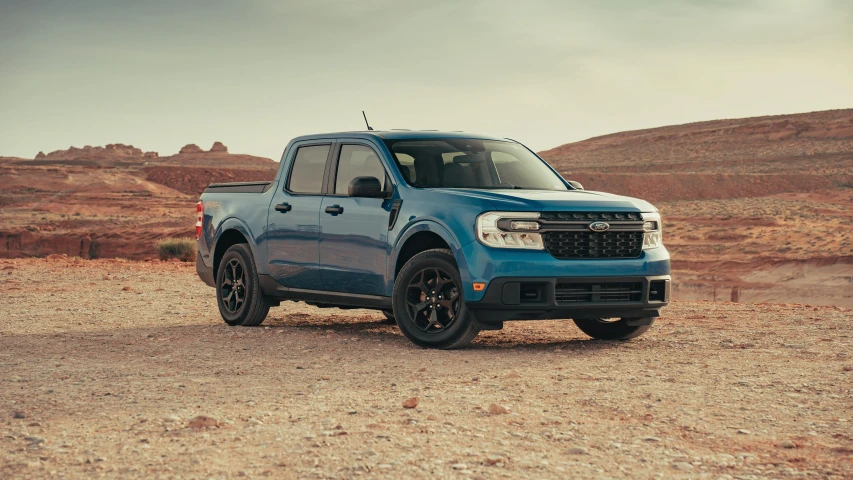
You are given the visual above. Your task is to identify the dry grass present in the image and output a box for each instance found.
[156,237,196,262]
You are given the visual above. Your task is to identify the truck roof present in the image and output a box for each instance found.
[290,130,511,143]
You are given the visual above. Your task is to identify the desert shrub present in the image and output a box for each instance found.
[157,237,197,262]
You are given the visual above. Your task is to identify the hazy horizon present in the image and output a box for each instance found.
[2,0,852,160]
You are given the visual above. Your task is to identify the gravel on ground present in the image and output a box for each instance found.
[1,258,851,479]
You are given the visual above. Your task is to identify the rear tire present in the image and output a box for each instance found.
[216,244,271,327]
[393,249,479,349]
[573,318,654,340]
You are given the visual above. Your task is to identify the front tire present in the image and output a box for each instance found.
[216,244,271,327]
[573,318,654,340]
[392,249,479,349]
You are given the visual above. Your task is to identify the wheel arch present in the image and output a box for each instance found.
[390,221,472,288]
[212,220,256,278]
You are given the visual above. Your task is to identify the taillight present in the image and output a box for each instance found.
[196,201,203,239]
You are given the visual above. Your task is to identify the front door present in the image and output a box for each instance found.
[319,143,393,296]
[266,143,331,290]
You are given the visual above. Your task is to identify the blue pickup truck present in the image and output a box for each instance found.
[195,131,670,349]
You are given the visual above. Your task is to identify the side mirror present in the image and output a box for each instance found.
[568,180,584,191]
[348,176,386,198]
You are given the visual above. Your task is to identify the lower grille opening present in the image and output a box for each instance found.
[519,284,545,304]
[555,282,643,304]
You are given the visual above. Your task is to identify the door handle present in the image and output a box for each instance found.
[324,205,344,215]
[274,203,292,213]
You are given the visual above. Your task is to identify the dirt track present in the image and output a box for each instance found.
[1,258,852,479]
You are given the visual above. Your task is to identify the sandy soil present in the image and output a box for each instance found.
[1,258,851,479]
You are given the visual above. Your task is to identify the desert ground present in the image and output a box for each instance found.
[1,110,852,478]
[1,258,852,479]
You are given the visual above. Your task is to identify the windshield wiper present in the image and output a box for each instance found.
[440,185,560,191]
[469,184,522,190]
[448,185,525,190]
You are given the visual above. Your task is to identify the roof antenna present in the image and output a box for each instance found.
[362,111,374,131]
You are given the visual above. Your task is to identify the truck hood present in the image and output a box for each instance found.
[430,188,657,212]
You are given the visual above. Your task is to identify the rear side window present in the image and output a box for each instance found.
[287,145,330,194]
[334,145,387,194]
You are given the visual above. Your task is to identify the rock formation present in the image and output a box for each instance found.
[41,144,150,161]
[209,142,228,153]
[179,144,204,154]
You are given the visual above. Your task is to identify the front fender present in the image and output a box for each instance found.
[389,220,474,293]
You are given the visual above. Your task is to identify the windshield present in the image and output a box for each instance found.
[384,138,568,191]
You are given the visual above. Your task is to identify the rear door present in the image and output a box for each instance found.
[266,142,332,290]
[318,142,394,296]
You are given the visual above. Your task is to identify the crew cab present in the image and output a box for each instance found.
[196,131,670,349]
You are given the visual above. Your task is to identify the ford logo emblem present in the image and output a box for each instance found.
[588,221,610,232]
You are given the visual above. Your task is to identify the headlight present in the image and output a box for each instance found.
[642,213,663,250]
[476,212,544,250]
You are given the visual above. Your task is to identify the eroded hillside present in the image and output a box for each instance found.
[539,109,853,306]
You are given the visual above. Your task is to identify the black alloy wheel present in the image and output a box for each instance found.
[215,244,271,327]
[220,259,246,314]
[405,267,461,333]
[392,249,480,349]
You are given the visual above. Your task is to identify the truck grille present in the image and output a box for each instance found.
[555,281,643,304]
[540,212,643,222]
[543,231,643,259]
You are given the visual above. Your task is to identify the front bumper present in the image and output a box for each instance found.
[465,275,670,324]
[458,240,671,302]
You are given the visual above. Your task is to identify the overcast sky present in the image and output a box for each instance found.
[1,0,851,160]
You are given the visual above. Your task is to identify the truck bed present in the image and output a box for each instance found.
[204,181,273,193]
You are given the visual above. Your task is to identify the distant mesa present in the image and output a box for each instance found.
[210,141,228,153]
[38,143,150,161]
[180,142,229,154]
[179,144,204,154]
[155,140,274,170]
[23,140,274,169]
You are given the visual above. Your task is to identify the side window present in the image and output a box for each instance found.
[287,145,330,194]
[334,145,387,194]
